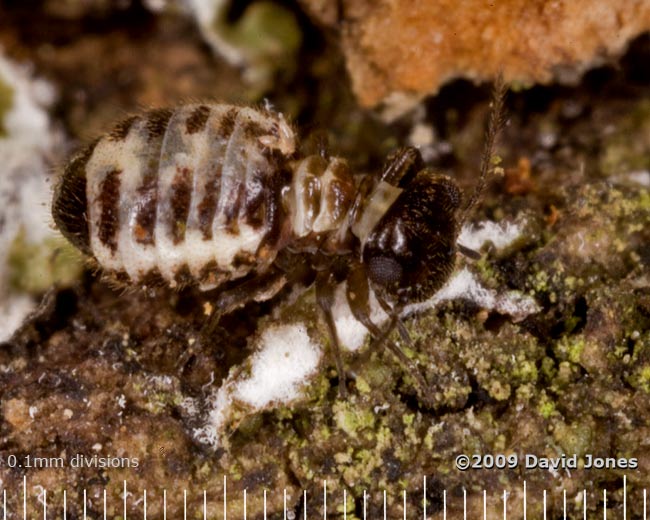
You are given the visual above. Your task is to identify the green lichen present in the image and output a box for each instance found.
[333,400,376,438]
[553,419,593,457]
[8,230,84,293]
[538,394,557,419]
[635,366,650,393]
[555,335,585,365]
[511,359,538,383]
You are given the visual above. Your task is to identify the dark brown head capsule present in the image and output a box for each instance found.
[363,172,461,305]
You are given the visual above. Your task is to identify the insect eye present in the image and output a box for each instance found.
[368,256,403,287]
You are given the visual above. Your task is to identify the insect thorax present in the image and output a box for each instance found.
[285,154,356,254]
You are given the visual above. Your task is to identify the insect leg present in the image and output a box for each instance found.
[375,293,411,346]
[379,146,424,187]
[200,268,289,342]
[457,243,482,260]
[346,264,433,406]
[315,270,348,397]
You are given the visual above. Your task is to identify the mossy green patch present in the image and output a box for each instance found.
[538,394,557,419]
[553,419,593,457]
[333,400,375,438]
[555,335,585,365]
[8,230,84,293]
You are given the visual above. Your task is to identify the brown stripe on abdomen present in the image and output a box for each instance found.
[197,171,221,240]
[243,168,266,229]
[241,119,266,140]
[217,108,238,139]
[223,181,245,234]
[108,116,138,142]
[133,174,158,245]
[145,108,174,138]
[98,169,122,251]
[186,105,211,135]
[168,166,193,244]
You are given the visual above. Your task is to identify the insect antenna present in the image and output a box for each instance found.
[460,75,508,226]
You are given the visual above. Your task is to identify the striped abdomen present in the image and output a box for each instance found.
[53,104,296,289]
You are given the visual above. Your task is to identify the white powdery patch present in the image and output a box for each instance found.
[194,324,322,449]
[237,324,322,407]
[330,267,540,353]
[457,219,525,252]
[331,284,385,352]
[184,0,247,66]
[610,170,650,187]
[0,294,37,343]
[0,50,60,342]
[405,267,540,322]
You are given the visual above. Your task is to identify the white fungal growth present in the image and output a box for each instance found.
[0,50,60,342]
[185,0,243,63]
[457,219,525,252]
[237,324,322,407]
[331,284,383,352]
[194,324,322,448]
[406,267,540,322]
[610,169,650,187]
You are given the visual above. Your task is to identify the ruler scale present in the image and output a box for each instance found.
[423,476,427,520]
[463,488,466,520]
[1,474,647,518]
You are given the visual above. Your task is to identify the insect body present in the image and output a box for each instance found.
[54,85,505,404]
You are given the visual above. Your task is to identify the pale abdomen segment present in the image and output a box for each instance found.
[60,104,296,289]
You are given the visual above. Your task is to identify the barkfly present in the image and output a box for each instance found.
[53,79,507,405]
